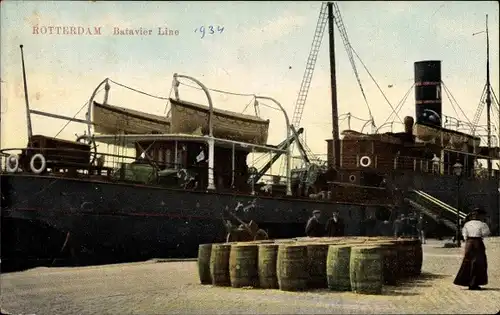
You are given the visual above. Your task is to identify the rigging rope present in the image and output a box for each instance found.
[178,81,256,97]
[350,47,403,124]
[343,113,372,122]
[164,87,174,115]
[489,89,500,133]
[258,101,281,112]
[471,85,488,135]
[381,83,415,127]
[241,96,256,114]
[491,88,499,110]
[441,82,473,128]
[108,79,170,100]
[54,88,103,138]
[442,86,463,127]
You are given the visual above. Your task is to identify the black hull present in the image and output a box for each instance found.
[1,174,376,272]
[2,173,498,272]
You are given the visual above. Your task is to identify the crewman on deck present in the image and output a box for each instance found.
[453,207,491,290]
[393,214,405,238]
[194,145,208,190]
[417,214,427,244]
[408,212,418,238]
[305,210,324,237]
[363,213,377,236]
[325,211,345,237]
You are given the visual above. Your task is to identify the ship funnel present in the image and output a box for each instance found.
[414,60,442,128]
[404,116,414,135]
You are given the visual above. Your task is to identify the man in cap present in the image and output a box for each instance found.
[325,211,345,237]
[393,214,405,238]
[408,212,418,238]
[416,214,427,244]
[305,210,324,237]
[453,207,491,290]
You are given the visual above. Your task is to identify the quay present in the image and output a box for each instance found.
[1,238,500,315]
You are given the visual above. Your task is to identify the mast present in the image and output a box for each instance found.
[20,45,33,141]
[327,2,340,169]
[485,15,492,177]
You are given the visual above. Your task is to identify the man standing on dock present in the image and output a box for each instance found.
[325,211,345,237]
[417,214,427,244]
[393,214,405,238]
[409,212,418,238]
[305,210,324,237]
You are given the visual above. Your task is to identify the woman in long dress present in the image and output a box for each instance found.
[453,208,491,290]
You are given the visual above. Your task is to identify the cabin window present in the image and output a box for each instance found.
[359,141,372,154]
[165,149,172,167]
[176,145,186,169]
[155,148,160,162]
[158,148,164,163]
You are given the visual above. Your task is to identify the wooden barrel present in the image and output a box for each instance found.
[350,246,384,295]
[409,239,423,276]
[197,244,213,285]
[375,242,398,285]
[258,243,279,289]
[210,244,231,286]
[306,244,329,288]
[396,240,414,278]
[276,244,309,291]
[229,244,259,288]
[326,245,352,291]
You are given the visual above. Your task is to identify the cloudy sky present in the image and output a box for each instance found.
[1,1,499,158]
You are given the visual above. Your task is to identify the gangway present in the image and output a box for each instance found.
[405,190,469,233]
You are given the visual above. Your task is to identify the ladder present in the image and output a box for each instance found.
[279,2,328,175]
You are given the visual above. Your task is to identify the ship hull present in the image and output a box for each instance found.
[1,174,374,272]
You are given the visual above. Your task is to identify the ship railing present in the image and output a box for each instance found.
[0,146,294,189]
[339,154,500,179]
[290,154,328,169]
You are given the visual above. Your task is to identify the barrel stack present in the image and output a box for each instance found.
[198,237,423,295]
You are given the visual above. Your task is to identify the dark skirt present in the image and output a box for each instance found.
[453,237,488,287]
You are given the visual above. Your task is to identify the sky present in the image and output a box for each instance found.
[1,1,499,162]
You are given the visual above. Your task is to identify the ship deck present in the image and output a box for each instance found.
[2,238,500,315]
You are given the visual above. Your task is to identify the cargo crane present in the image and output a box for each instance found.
[279,2,373,195]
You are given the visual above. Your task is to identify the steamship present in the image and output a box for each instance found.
[1,4,498,272]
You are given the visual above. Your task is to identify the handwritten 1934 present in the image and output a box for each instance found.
[194,25,224,39]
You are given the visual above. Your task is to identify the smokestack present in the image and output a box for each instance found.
[414,60,442,128]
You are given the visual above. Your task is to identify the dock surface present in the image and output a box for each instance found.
[2,239,500,314]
